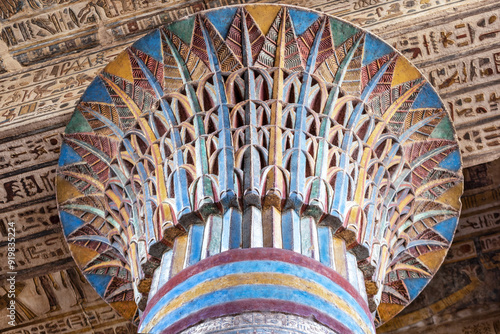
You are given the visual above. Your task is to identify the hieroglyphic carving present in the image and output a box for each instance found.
[0,49,114,125]
[479,232,500,253]
[0,233,68,274]
[463,162,493,189]
[456,210,500,239]
[460,183,500,211]
[4,322,136,334]
[426,52,500,100]
[0,165,56,208]
[457,122,500,166]
[0,0,208,66]
[0,0,23,19]
[443,240,477,264]
[379,4,500,165]
[0,265,135,332]
[2,300,134,333]
[0,1,245,127]
[0,201,60,239]
[446,90,500,124]
[107,0,207,39]
[289,0,486,28]
[386,9,499,65]
[181,312,337,334]
[0,128,62,173]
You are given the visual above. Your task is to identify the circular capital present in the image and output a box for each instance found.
[57,4,464,329]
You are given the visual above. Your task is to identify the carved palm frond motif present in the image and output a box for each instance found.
[56,4,463,328]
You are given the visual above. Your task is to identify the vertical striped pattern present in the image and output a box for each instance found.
[57,4,463,329]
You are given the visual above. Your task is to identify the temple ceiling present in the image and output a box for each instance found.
[0,0,499,333]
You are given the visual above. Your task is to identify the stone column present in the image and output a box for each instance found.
[56,4,463,333]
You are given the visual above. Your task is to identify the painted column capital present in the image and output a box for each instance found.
[56,4,463,333]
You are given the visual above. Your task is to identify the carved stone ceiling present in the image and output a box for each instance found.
[0,0,499,333]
